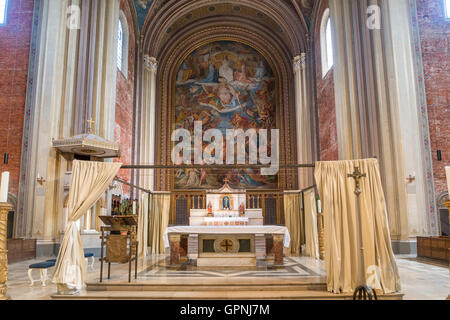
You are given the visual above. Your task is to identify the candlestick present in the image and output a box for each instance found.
[0,172,9,203]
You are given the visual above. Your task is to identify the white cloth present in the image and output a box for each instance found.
[52,160,122,291]
[149,194,170,254]
[304,189,320,259]
[163,225,291,248]
[137,193,149,259]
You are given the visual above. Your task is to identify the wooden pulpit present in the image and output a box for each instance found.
[99,215,139,282]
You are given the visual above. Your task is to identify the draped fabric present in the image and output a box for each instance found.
[137,193,149,259]
[52,160,122,292]
[283,193,305,256]
[303,189,320,259]
[314,159,401,294]
[149,194,171,255]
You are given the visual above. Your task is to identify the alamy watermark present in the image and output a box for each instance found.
[171,121,279,176]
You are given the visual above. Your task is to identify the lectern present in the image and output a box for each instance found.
[99,215,138,282]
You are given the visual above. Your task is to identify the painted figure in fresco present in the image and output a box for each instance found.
[219,56,234,83]
[198,62,219,83]
[234,62,253,84]
[174,41,278,190]
[254,61,266,81]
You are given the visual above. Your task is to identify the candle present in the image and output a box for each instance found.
[0,171,9,203]
[446,166,450,195]
[132,200,136,215]
[317,199,322,213]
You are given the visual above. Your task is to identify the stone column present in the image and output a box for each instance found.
[140,55,158,191]
[328,0,437,243]
[17,0,120,244]
[293,54,313,189]
[169,234,181,265]
[0,203,12,300]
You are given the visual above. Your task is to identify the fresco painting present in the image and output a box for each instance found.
[174,41,278,190]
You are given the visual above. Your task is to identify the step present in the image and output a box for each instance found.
[52,290,404,300]
[86,277,327,292]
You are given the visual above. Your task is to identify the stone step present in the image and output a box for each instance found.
[52,290,404,300]
[87,282,327,292]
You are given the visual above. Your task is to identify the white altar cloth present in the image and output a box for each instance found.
[163,226,291,248]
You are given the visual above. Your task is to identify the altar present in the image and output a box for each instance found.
[165,181,290,267]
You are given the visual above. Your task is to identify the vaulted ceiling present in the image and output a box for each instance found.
[133,0,316,33]
[135,0,317,59]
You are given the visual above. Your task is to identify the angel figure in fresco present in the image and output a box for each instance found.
[234,62,253,84]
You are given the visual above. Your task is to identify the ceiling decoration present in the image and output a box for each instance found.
[297,0,314,28]
[133,0,154,30]
[133,0,315,34]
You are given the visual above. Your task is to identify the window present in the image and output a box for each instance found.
[445,0,450,19]
[117,12,129,77]
[117,19,123,71]
[320,9,334,77]
[0,0,7,25]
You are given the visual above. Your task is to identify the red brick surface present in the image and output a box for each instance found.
[314,0,338,161]
[0,0,34,197]
[417,0,450,195]
[114,0,136,197]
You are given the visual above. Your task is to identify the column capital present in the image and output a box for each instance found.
[293,53,306,72]
[144,55,158,72]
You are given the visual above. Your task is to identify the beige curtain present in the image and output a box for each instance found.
[52,160,122,292]
[304,189,319,259]
[314,159,401,294]
[137,193,149,259]
[149,194,171,255]
[283,193,305,256]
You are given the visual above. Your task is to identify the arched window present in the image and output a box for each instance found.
[320,9,334,77]
[117,11,129,77]
[445,0,450,19]
[0,0,8,26]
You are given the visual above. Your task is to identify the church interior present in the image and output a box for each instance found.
[0,0,449,301]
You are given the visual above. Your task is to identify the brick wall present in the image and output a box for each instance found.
[0,0,34,197]
[114,0,136,197]
[417,0,450,195]
[314,0,338,161]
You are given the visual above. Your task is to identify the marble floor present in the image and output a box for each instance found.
[4,254,449,300]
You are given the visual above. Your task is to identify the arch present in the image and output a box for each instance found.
[320,8,333,77]
[142,0,307,57]
[118,10,130,78]
[155,28,297,190]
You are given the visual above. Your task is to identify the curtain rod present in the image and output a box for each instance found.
[120,163,316,169]
[113,177,151,194]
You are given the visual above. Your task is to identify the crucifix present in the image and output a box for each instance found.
[348,166,377,300]
[219,239,233,253]
[87,118,96,135]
